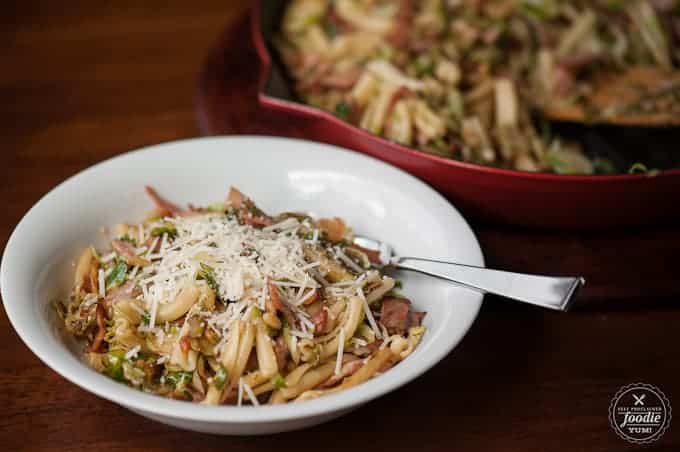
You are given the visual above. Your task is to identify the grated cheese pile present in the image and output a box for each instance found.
[59,189,428,406]
[131,214,323,350]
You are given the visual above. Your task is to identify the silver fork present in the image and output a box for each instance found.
[353,236,584,311]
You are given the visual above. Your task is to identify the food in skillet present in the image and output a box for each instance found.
[57,187,425,405]
[275,0,680,174]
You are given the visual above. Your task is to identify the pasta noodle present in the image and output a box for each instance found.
[57,186,426,405]
[276,0,680,174]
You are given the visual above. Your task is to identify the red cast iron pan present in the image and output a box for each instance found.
[251,0,680,229]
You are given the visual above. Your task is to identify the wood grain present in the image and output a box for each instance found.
[1,2,679,451]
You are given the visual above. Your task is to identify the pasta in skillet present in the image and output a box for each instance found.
[57,186,426,405]
[276,0,680,174]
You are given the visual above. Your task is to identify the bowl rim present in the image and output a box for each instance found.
[250,0,680,182]
[1,135,484,424]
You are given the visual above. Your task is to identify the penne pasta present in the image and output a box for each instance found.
[255,318,279,378]
[320,296,364,359]
[269,361,336,404]
[337,347,395,390]
[156,284,200,323]
[220,320,242,376]
[275,0,650,174]
[58,187,426,405]
[201,384,222,405]
[231,321,255,385]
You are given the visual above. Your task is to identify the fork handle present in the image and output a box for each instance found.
[394,257,584,311]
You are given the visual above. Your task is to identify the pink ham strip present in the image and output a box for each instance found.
[144,185,185,217]
[111,240,150,267]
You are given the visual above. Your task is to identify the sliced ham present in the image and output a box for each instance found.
[88,304,107,353]
[179,335,192,353]
[267,278,297,327]
[143,236,162,253]
[559,53,601,72]
[408,310,426,328]
[267,278,285,312]
[388,0,413,47]
[226,187,247,208]
[311,308,328,334]
[303,288,320,306]
[274,336,290,371]
[380,297,410,335]
[240,213,273,228]
[144,186,185,217]
[552,66,575,96]
[316,358,363,389]
[228,187,273,228]
[103,281,138,308]
[409,37,436,52]
[111,239,150,267]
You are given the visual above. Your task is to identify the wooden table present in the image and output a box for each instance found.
[2,3,678,451]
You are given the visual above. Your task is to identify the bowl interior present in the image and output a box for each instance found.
[2,136,483,424]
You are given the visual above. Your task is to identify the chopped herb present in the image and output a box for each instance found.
[356,323,376,344]
[119,234,137,246]
[206,202,227,214]
[165,371,193,389]
[141,311,151,326]
[394,280,403,289]
[323,21,338,39]
[422,138,453,158]
[105,259,128,290]
[388,288,406,299]
[413,54,434,77]
[271,374,287,389]
[302,14,320,27]
[106,350,126,382]
[334,101,351,120]
[214,367,228,390]
[198,263,223,302]
[521,0,559,19]
[151,223,178,239]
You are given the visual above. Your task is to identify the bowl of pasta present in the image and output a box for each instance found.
[252,0,680,228]
[1,136,484,434]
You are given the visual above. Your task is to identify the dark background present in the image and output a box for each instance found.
[1,2,678,451]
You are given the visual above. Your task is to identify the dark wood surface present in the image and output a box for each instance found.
[2,3,679,451]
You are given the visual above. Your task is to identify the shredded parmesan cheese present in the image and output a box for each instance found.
[125,345,141,360]
[237,378,244,406]
[242,380,260,406]
[100,252,116,264]
[335,328,345,376]
[357,287,381,339]
[98,269,106,299]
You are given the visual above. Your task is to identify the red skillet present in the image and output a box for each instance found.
[251,1,680,229]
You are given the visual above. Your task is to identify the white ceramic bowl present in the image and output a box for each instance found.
[1,136,484,434]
